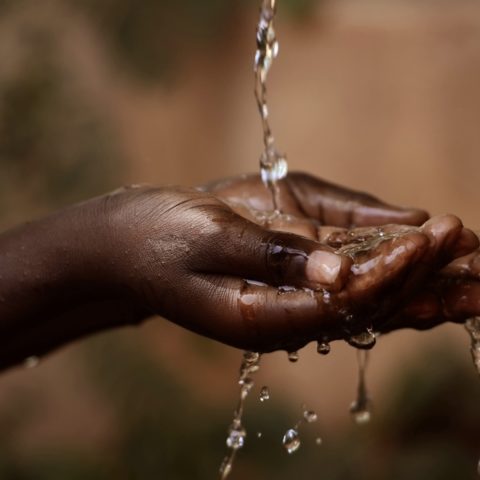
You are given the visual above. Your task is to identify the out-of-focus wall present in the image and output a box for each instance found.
[0,1,479,478]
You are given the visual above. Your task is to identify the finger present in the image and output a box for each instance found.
[285,172,429,227]
[380,275,480,338]
[391,281,480,332]
[441,250,480,279]
[344,229,429,300]
[191,213,352,291]
[341,216,466,321]
[379,292,445,333]
[442,281,480,319]
[451,228,479,258]
[419,215,477,265]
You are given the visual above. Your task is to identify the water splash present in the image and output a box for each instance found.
[259,386,270,402]
[220,351,261,479]
[350,350,373,425]
[465,318,480,476]
[254,0,288,212]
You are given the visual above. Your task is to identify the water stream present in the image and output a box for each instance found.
[220,351,262,479]
[465,317,480,475]
[255,0,288,212]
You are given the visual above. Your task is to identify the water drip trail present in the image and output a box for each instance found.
[220,351,261,479]
[350,350,372,425]
[255,0,288,212]
[464,318,480,476]
[465,317,480,376]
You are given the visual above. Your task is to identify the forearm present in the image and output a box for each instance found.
[0,199,143,370]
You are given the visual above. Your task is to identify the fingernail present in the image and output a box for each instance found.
[306,250,342,285]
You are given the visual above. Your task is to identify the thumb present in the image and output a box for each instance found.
[192,214,352,291]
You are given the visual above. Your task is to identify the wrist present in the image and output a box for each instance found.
[0,196,126,321]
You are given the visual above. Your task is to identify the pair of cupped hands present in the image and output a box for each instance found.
[92,172,479,353]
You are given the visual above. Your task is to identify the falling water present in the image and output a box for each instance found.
[219,1,291,476]
[464,317,480,475]
[220,351,261,479]
[282,404,320,454]
[465,317,480,376]
[350,350,372,425]
[255,0,288,212]
[259,386,270,402]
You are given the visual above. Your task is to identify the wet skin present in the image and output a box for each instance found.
[208,173,479,344]
[383,247,480,332]
[0,172,477,369]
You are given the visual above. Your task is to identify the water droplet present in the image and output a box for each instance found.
[350,403,372,425]
[347,328,376,350]
[317,341,331,355]
[322,290,331,303]
[287,351,299,363]
[257,432,263,438]
[278,285,297,294]
[350,350,373,424]
[315,437,323,446]
[303,410,318,423]
[245,279,269,287]
[259,386,270,402]
[226,424,246,450]
[24,356,39,369]
[282,428,301,454]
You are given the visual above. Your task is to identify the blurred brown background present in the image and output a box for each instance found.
[0,0,479,478]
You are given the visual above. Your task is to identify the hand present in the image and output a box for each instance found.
[103,181,476,352]
[205,172,479,341]
[1,174,476,368]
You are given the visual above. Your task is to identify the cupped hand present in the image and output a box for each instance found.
[3,173,476,369]
[204,172,479,343]
[101,179,476,352]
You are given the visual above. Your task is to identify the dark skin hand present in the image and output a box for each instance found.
[0,172,477,370]
[209,172,480,339]
[383,246,480,332]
